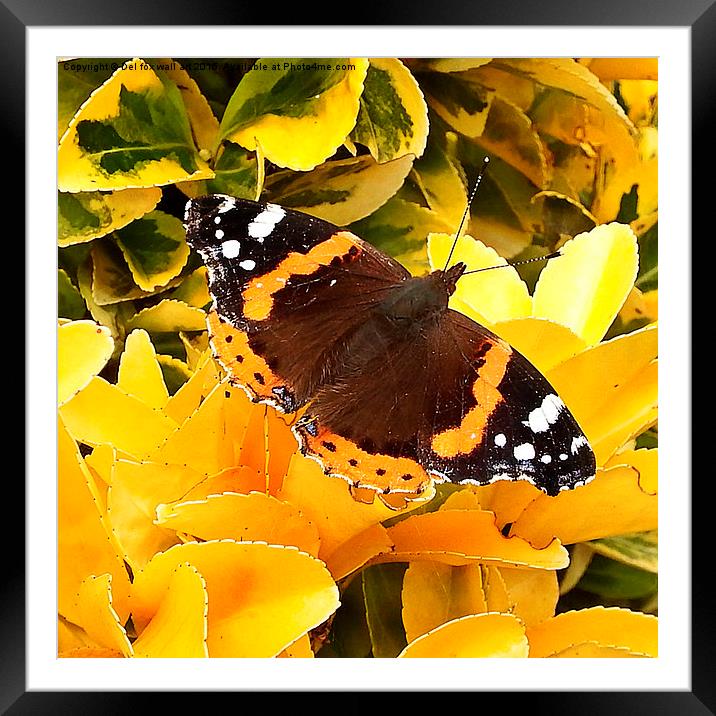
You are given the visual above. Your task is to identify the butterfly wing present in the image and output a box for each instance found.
[184,195,409,411]
[295,307,596,497]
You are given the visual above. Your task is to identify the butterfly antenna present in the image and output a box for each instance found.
[461,250,563,276]
[443,156,490,271]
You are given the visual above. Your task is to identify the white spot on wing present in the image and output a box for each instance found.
[527,407,550,433]
[514,443,535,461]
[215,229,224,239]
[248,204,286,240]
[542,394,564,424]
[571,435,589,454]
[540,454,552,464]
[217,196,236,213]
[494,433,507,447]
[221,239,241,258]
[239,258,256,271]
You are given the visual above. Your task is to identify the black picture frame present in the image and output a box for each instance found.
[10,1,702,712]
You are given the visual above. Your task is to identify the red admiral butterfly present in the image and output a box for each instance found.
[184,194,596,498]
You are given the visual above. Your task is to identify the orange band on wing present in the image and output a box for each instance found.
[208,309,284,403]
[298,424,431,496]
[430,347,511,458]
[242,232,360,321]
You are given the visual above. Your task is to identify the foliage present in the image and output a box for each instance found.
[57,57,658,658]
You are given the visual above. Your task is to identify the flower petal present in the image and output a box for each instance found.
[130,540,340,657]
[58,321,114,406]
[497,567,559,626]
[117,329,169,409]
[399,613,528,658]
[277,454,430,561]
[155,492,321,556]
[375,510,569,569]
[162,353,221,424]
[60,376,178,458]
[490,317,588,374]
[511,452,657,549]
[401,561,487,643]
[278,633,314,658]
[75,574,133,656]
[108,459,205,570]
[526,606,657,657]
[532,223,638,345]
[58,417,131,625]
[149,382,255,475]
[428,233,532,325]
[324,523,394,581]
[546,324,657,463]
[132,562,208,658]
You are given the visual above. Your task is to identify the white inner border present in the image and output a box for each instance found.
[29,27,690,691]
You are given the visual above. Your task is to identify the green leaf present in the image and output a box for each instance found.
[219,60,349,139]
[218,59,369,171]
[90,240,157,305]
[58,61,212,191]
[114,210,190,292]
[635,221,658,291]
[317,576,372,658]
[362,563,408,658]
[351,58,428,163]
[577,553,657,600]
[58,188,162,246]
[588,531,658,573]
[57,58,126,140]
[418,70,495,139]
[157,354,192,395]
[58,269,87,320]
[411,136,467,228]
[350,196,452,275]
[125,299,207,333]
[265,153,414,225]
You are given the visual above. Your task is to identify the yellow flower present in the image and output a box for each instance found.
[57,219,657,659]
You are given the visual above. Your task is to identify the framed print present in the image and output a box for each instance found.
[11,0,704,710]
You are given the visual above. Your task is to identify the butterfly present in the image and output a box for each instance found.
[184,194,596,499]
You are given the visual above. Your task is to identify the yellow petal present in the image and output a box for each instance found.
[526,607,657,657]
[428,233,532,325]
[60,376,178,458]
[490,317,588,374]
[155,492,321,556]
[474,480,542,530]
[132,562,208,657]
[172,465,266,503]
[130,540,340,657]
[399,613,528,658]
[511,455,657,549]
[548,642,648,657]
[277,453,430,560]
[149,382,254,475]
[278,634,314,658]
[162,353,221,424]
[532,223,639,345]
[377,510,569,569]
[498,567,559,626]
[546,324,657,463]
[324,523,394,581]
[75,574,132,656]
[58,417,130,625]
[117,329,169,409]
[401,561,487,643]
[59,647,124,658]
[58,321,114,406]
[108,459,205,571]
[58,616,94,653]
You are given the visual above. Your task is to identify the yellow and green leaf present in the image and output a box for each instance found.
[58,59,213,191]
[350,58,428,163]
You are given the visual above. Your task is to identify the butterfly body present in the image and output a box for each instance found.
[185,194,596,498]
